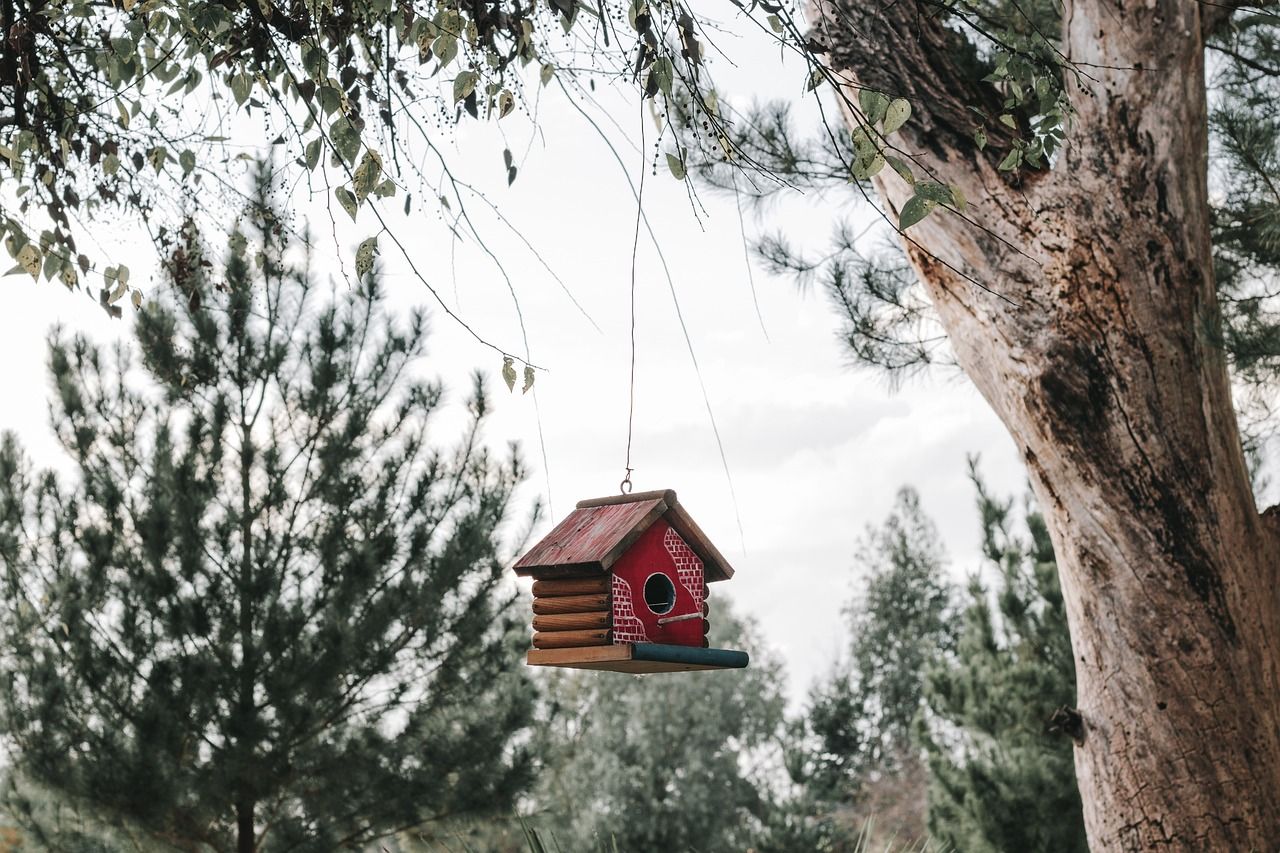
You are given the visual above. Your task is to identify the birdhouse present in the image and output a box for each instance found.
[513,489,749,673]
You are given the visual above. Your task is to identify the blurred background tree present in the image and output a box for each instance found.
[0,165,537,853]
[526,611,828,853]
[921,462,1086,853]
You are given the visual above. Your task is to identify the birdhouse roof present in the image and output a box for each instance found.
[512,489,735,582]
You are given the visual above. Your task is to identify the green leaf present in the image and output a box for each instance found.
[453,70,478,103]
[522,365,535,394]
[899,194,936,230]
[852,152,885,181]
[501,356,517,392]
[353,149,383,202]
[355,236,378,279]
[649,58,674,97]
[883,98,911,134]
[540,63,555,86]
[230,72,251,106]
[304,138,322,171]
[433,35,458,67]
[179,149,196,175]
[335,186,358,221]
[886,156,915,185]
[974,128,987,150]
[999,113,1017,129]
[997,148,1021,171]
[767,14,782,32]
[915,181,954,204]
[666,152,686,181]
[859,89,890,124]
[147,146,168,174]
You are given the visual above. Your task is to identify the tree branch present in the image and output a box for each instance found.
[810,0,1021,165]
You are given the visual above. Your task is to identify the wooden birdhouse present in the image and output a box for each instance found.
[513,489,749,673]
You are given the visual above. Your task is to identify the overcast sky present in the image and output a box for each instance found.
[0,21,1030,704]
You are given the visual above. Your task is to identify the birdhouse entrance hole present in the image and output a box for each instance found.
[644,573,676,615]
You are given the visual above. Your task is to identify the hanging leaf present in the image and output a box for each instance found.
[540,63,555,86]
[304,138,322,171]
[355,236,378,279]
[17,244,40,279]
[852,151,886,181]
[887,156,915,185]
[859,89,890,124]
[131,289,142,309]
[433,35,457,67]
[497,89,515,119]
[501,356,517,392]
[522,365,535,394]
[666,152,686,180]
[997,148,1021,171]
[335,186,358,221]
[974,128,988,150]
[180,149,196,175]
[899,194,936,230]
[353,149,383,202]
[453,70,478,103]
[883,98,911,134]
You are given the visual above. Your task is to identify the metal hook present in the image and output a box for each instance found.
[619,468,634,495]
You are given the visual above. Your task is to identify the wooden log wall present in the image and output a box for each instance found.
[531,574,612,649]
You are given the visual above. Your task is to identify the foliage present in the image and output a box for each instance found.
[797,488,955,845]
[0,772,201,853]
[921,462,1085,852]
[530,611,828,853]
[0,0,772,322]
[0,167,537,852]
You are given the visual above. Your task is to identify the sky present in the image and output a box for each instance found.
[0,20,1030,704]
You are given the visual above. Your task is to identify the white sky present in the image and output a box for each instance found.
[0,20,1028,705]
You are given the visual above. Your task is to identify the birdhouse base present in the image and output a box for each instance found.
[526,642,749,673]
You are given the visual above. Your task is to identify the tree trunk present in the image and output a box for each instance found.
[237,800,255,853]
[812,0,1280,847]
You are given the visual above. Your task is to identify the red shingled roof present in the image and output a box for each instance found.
[512,489,734,582]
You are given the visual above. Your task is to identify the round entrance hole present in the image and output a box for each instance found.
[643,572,677,615]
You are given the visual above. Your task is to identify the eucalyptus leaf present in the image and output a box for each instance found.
[501,356,517,392]
[899,194,936,230]
[666,152,686,180]
[883,98,911,134]
[355,236,378,279]
[335,186,358,221]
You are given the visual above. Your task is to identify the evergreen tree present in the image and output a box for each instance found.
[0,171,536,853]
[921,463,1085,853]
[800,488,955,845]
[530,612,822,853]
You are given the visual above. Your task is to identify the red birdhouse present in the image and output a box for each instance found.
[512,489,749,673]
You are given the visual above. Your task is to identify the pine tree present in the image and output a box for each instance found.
[800,488,955,845]
[921,463,1085,853]
[0,170,536,853]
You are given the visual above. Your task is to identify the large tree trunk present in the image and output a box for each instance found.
[811,0,1280,847]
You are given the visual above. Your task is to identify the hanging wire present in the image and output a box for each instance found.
[621,100,647,496]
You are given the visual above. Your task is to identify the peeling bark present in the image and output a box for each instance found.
[812,0,1280,847]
